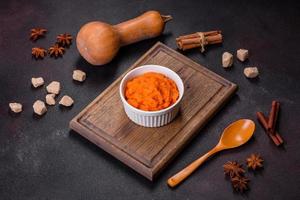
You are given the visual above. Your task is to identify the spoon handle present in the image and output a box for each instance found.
[167,146,221,187]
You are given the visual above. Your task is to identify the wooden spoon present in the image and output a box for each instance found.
[167,119,255,188]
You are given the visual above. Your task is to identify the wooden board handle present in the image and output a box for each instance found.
[167,147,220,187]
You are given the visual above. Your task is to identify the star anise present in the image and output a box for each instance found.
[32,47,47,59]
[30,28,47,41]
[246,154,264,170]
[223,161,245,178]
[56,33,73,47]
[48,44,65,58]
[231,176,249,192]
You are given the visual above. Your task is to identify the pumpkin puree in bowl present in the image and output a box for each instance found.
[125,72,179,111]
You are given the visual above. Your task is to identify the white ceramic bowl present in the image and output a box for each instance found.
[119,65,184,127]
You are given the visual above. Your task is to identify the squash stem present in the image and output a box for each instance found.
[161,15,173,23]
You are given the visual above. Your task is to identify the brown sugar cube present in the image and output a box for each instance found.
[46,81,60,94]
[222,52,233,68]
[72,70,86,82]
[237,49,249,62]
[31,77,44,88]
[33,100,47,115]
[9,103,22,113]
[45,94,56,105]
[59,95,74,107]
[244,67,259,78]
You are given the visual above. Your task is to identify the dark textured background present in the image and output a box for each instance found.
[0,0,300,199]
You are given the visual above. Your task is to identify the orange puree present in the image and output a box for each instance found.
[125,72,179,111]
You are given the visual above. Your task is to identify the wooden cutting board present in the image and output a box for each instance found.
[70,42,237,180]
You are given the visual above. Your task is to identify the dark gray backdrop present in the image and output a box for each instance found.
[0,0,300,199]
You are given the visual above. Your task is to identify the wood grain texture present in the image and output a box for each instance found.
[70,42,237,180]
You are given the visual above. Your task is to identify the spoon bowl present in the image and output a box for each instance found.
[167,119,255,188]
[219,119,255,149]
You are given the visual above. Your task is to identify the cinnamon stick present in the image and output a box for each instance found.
[257,112,281,146]
[256,112,283,146]
[267,101,280,132]
[263,114,283,144]
[176,30,221,40]
[176,30,222,52]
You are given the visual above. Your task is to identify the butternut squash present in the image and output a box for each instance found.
[76,11,172,66]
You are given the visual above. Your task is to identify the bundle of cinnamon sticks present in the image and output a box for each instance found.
[256,101,284,146]
[176,30,222,52]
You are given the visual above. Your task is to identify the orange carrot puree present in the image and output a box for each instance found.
[125,72,179,111]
